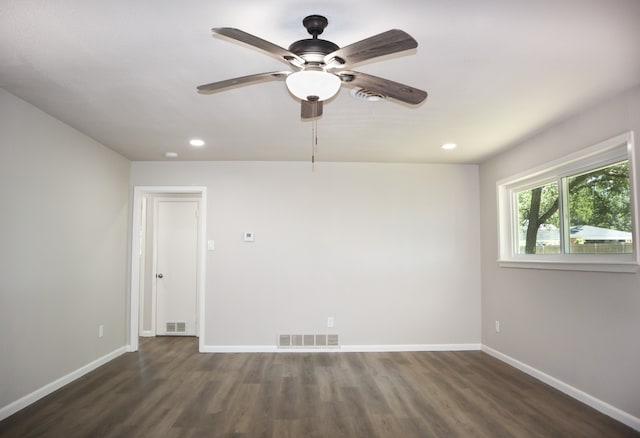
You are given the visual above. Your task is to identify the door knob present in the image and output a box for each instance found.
[156,273,164,279]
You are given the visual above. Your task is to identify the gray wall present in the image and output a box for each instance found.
[131,161,482,347]
[0,90,130,408]
[480,85,640,418]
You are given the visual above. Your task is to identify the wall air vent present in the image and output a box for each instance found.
[166,322,186,333]
[277,333,340,349]
[279,334,291,347]
[315,334,327,346]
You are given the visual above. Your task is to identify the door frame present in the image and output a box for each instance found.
[129,186,207,352]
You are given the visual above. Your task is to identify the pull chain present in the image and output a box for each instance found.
[311,119,318,171]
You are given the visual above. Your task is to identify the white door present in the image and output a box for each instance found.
[155,201,198,336]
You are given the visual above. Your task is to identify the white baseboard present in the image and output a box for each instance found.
[482,345,640,432]
[342,343,481,352]
[201,345,280,353]
[0,346,128,422]
[200,343,481,353]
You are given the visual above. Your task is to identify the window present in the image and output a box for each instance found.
[498,132,638,272]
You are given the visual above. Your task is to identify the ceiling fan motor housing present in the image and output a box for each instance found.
[289,15,340,65]
[288,38,339,64]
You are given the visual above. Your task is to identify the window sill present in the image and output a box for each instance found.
[498,259,639,273]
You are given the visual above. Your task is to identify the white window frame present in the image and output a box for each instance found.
[497,131,639,273]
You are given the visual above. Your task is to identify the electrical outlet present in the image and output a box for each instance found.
[98,325,104,338]
[495,320,500,333]
[327,317,335,328]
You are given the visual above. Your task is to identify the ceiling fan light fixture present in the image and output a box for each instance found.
[285,69,341,101]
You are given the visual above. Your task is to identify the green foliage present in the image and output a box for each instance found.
[568,161,631,231]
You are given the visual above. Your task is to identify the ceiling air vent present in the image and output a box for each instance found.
[350,87,385,102]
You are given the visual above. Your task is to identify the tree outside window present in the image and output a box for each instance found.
[515,161,632,255]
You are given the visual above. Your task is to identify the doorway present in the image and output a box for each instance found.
[153,198,199,336]
[129,187,207,352]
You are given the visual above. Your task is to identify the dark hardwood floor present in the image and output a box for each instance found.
[1,337,637,437]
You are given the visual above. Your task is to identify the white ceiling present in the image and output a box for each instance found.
[1,0,639,164]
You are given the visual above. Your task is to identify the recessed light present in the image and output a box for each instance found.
[441,143,457,150]
[189,139,205,147]
[165,152,178,158]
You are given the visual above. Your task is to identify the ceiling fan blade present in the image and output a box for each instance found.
[325,29,417,67]
[338,71,427,105]
[213,28,304,66]
[197,71,289,93]
[301,100,323,119]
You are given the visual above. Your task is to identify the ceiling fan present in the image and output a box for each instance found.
[197,15,428,119]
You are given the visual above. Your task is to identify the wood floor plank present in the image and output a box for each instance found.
[0,337,637,437]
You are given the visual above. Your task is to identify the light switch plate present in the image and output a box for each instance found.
[207,240,215,251]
